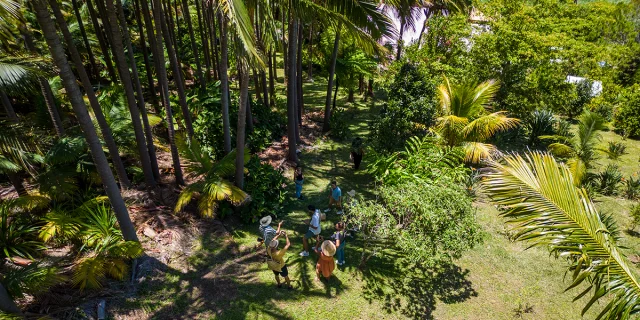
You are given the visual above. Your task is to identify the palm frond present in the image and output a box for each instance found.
[72,255,105,290]
[2,263,63,298]
[482,152,640,319]
[218,0,262,67]
[462,112,520,142]
[0,55,50,94]
[462,141,498,164]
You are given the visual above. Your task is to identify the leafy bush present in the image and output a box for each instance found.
[240,157,291,223]
[524,109,556,150]
[591,164,623,196]
[630,204,640,230]
[564,79,594,119]
[328,106,350,140]
[370,63,438,153]
[614,85,640,138]
[601,141,627,160]
[623,175,640,200]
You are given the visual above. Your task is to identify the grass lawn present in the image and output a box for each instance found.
[113,75,640,319]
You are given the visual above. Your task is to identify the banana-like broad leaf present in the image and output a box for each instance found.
[482,152,640,319]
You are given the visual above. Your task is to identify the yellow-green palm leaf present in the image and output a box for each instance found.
[482,152,640,319]
[462,142,498,164]
[462,112,520,142]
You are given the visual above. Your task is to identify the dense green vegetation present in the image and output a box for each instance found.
[2,0,640,318]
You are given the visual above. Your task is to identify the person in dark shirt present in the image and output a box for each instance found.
[350,137,364,170]
[294,166,304,200]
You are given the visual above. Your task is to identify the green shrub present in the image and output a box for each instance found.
[591,164,623,196]
[630,204,640,230]
[328,106,350,140]
[601,141,627,160]
[524,109,556,150]
[614,85,640,138]
[240,157,291,223]
[624,175,640,200]
[370,63,438,153]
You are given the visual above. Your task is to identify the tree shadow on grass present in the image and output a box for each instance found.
[360,250,477,320]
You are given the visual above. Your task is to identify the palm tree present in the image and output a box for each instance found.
[47,0,132,188]
[542,110,605,186]
[71,0,100,81]
[435,76,519,164]
[482,152,640,319]
[384,0,425,60]
[218,11,232,154]
[174,136,249,217]
[103,0,156,187]
[181,0,205,88]
[32,0,138,242]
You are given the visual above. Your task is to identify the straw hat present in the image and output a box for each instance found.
[259,216,272,227]
[321,240,336,257]
[269,239,279,248]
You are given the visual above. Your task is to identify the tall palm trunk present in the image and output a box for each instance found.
[20,25,66,138]
[0,282,21,315]
[103,0,156,187]
[153,0,185,185]
[322,24,341,133]
[195,0,211,81]
[282,8,287,85]
[296,22,303,125]
[160,5,194,139]
[140,0,162,112]
[267,50,275,107]
[235,60,249,189]
[218,12,232,154]
[416,8,431,49]
[1,91,18,122]
[48,0,131,188]
[114,0,161,180]
[287,16,298,162]
[181,0,205,88]
[72,0,100,81]
[87,0,117,82]
[396,21,404,60]
[307,22,313,81]
[210,7,220,80]
[33,0,138,242]
[133,0,159,110]
[252,69,263,106]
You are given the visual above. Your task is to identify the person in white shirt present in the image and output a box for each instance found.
[300,205,321,257]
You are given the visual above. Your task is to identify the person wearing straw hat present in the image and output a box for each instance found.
[315,240,336,281]
[266,232,293,289]
[258,216,283,251]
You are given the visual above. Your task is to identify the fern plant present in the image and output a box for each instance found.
[483,152,640,319]
[174,135,249,217]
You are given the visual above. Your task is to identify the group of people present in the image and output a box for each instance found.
[258,181,349,289]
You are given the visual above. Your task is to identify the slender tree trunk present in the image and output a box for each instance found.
[20,25,66,138]
[153,0,185,185]
[267,50,275,107]
[104,0,156,187]
[252,69,263,106]
[173,0,182,61]
[333,78,339,110]
[7,172,27,197]
[1,91,18,123]
[307,22,313,81]
[286,16,298,162]
[181,0,205,88]
[161,2,194,139]
[140,0,162,111]
[0,282,21,315]
[396,22,404,60]
[218,12,232,154]
[417,9,430,49]
[33,0,138,242]
[49,0,132,188]
[195,0,211,81]
[246,91,254,132]
[359,75,364,95]
[296,22,303,125]
[282,9,287,85]
[323,24,341,132]
[235,60,249,189]
[260,70,269,108]
[133,0,159,110]
[86,0,117,82]
[114,0,161,180]
[210,7,220,80]
[348,74,354,102]
[72,0,100,81]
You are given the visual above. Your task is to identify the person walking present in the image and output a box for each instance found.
[315,240,336,281]
[266,232,293,289]
[332,222,347,265]
[294,167,304,200]
[325,181,343,215]
[259,216,282,250]
[300,205,321,257]
[350,137,364,170]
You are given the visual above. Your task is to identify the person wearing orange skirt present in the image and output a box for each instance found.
[315,240,336,281]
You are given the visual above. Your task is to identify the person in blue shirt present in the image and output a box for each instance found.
[325,181,343,215]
